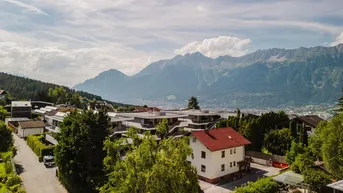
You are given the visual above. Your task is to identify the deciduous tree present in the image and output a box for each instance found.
[54,110,110,193]
[0,106,8,121]
[100,127,199,193]
[0,121,13,152]
[187,96,200,110]
[303,169,332,192]
[263,128,292,155]
[309,114,343,179]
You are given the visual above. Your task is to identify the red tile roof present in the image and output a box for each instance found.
[191,127,251,152]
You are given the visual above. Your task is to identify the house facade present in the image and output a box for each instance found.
[188,127,251,183]
[17,121,45,138]
[293,115,325,136]
[0,90,7,99]
[11,101,32,118]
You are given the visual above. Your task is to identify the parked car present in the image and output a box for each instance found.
[43,155,55,167]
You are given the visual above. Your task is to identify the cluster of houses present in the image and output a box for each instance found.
[7,99,342,191]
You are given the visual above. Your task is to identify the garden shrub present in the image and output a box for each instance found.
[4,161,12,174]
[26,135,55,162]
[9,184,20,192]
[0,174,7,183]
[5,175,21,187]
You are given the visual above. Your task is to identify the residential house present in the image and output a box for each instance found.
[0,90,7,99]
[170,110,222,130]
[188,127,251,183]
[292,115,325,136]
[133,107,160,112]
[31,101,54,110]
[17,121,45,138]
[11,101,32,118]
[118,111,188,135]
[5,117,30,133]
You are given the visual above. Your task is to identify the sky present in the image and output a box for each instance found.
[0,0,343,87]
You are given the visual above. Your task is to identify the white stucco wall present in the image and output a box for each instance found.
[188,134,245,180]
[18,127,44,138]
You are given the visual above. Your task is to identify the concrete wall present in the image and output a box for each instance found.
[18,127,44,138]
[188,134,245,180]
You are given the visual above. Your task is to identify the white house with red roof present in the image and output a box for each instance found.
[188,127,251,183]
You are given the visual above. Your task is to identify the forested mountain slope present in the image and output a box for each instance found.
[0,72,124,106]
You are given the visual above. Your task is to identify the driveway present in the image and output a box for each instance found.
[13,134,67,193]
[200,163,282,193]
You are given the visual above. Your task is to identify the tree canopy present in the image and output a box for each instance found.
[0,121,13,152]
[263,128,292,155]
[309,113,343,179]
[54,110,110,193]
[222,111,289,151]
[234,177,279,193]
[0,72,124,106]
[100,127,199,193]
[303,169,332,192]
[0,106,8,121]
[187,96,200,110]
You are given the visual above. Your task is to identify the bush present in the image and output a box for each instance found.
[9,184,20,192]
[0,174,7,183]
[26,135,55,162]
[17,189,26,193]
[235,177,279,193]
[5,175,21,187]
[0,151,12,162]
[4,161,12,174]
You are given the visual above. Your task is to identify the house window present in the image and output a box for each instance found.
[201,151,206,159]
[201,165,206,172]
[221,164,225,171]
[221,151,225,158]
[230,162,232,167]
[233,161,236,167]
[234,148,236,154]
[192,137,196,143]
[230,149,232,154]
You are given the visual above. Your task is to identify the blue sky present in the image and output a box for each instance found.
[0,0,342,86]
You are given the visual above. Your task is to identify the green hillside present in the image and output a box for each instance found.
[0,72,125,106]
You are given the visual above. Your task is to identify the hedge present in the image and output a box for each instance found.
[26,135,55,162]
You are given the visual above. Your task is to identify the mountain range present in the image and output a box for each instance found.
[73,44,343,108]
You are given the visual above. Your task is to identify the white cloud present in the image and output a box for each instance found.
[3,0,48,15]
[174,36,252,58]
[330,32,343,46]
[0,41,161,87]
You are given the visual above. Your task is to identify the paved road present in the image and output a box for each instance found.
[201,163,282,193]
[13,134,67,193]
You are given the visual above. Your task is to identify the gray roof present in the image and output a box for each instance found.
[273,171,304,186]
[5,117,30,122]
[170,110,221,116]
[327,180,343,191]
[11,101,31,107]
[110,117,134,123]
[119,112,188,119]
